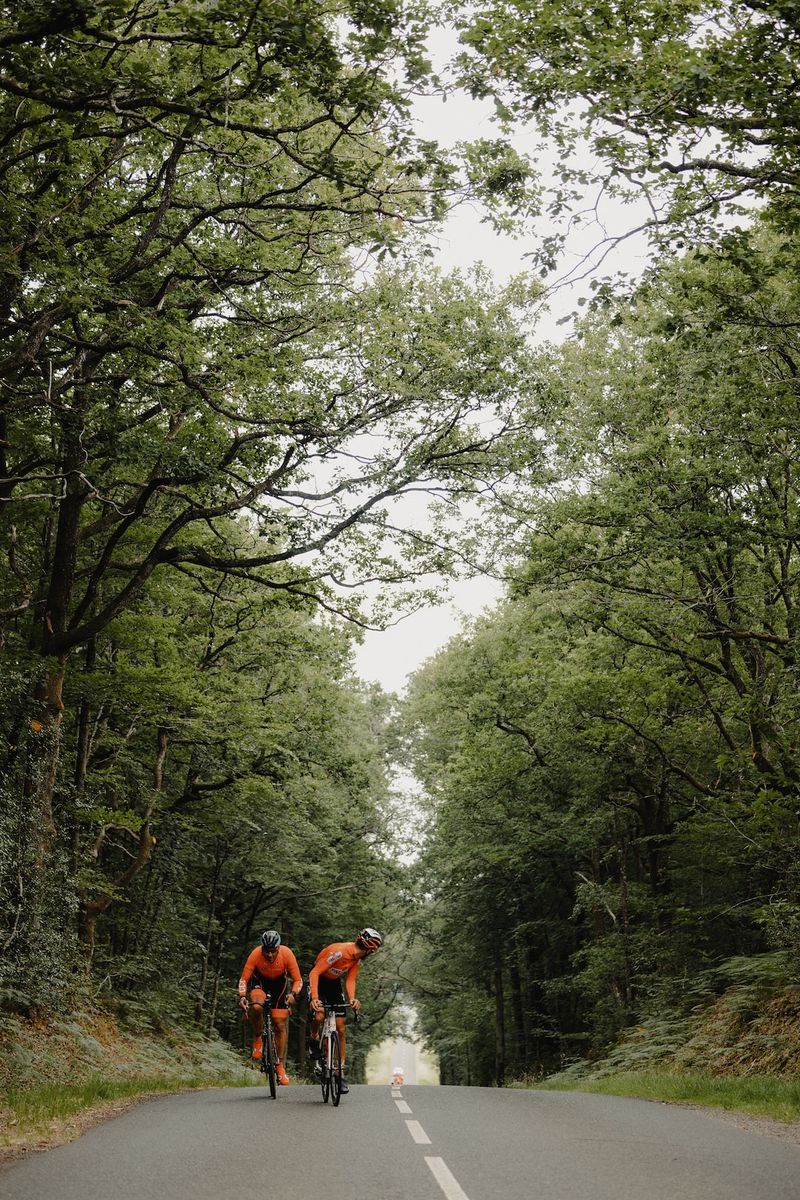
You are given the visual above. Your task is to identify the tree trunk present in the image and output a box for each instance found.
[70,639,97,874]
[79,726,166,947]
[207,945,222,1037]
[196,841,223,1023]
[23,662,66,835]
[494,959,506,1087]
[18,661,67,945]
[509,952,528,1073]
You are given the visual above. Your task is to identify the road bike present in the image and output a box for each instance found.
[318,1003,357,1106]
[243,994,280,1099]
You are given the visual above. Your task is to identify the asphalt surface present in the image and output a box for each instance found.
[2,1083,800,1200]
[390,1031,418,1083]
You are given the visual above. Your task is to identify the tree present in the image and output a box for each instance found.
[0,0,539,979]
[454,1,800,268]
[515,224,800,928]
[401,223,800,1079]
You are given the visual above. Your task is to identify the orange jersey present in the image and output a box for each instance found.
[308,941,362,1003]
[238,945,302,997]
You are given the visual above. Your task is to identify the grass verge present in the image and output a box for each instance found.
[534,1071,800,1122]
[0,1071,259,1157]
[0,1005,263,1159]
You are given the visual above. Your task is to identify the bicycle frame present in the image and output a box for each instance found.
[319,1003,349,1106]
[242,993,279,1099]
[260,1002,279,1099]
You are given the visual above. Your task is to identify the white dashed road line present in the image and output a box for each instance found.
[405,1119,432,1145]
[389,1090,471,1200]
[425,1156,472,1200]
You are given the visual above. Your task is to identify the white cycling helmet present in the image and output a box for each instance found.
[356,927,383,951]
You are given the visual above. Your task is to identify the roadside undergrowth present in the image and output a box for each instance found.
[0,1002,256,1158]
[517,956,800,1124]
[531,1071,800,1123]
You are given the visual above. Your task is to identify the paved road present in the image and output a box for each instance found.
[390,1032,418,1083]
[3,1084,799,1200]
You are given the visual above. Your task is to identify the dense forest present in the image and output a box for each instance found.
[0,0,536,1074]
[2,1,799,1088]
[401,1,800,1085]
[404,227,800,1084]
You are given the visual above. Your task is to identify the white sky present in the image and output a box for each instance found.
[353,37,651,696]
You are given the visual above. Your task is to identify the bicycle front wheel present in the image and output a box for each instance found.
[264,1017,277,1099]
[330,1031,342,1107]
[320,1035,331,1103]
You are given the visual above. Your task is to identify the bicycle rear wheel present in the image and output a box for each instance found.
[264,1015,277,1099]
[320,1034,331,1103]
[330,1031,342,1106]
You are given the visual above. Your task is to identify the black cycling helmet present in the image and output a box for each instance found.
[356,927,383,952]
[260,929,281,952]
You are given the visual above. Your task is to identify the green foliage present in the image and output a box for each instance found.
[4,0,800,1105]
[534,1070,800,1123]
[0,0,539,1069]
[401,220,800,1085]
[455,0,800,261]
[0,1005,256,1150]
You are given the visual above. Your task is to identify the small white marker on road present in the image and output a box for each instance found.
[395,1099,412,1114]
[405,1119,431,1145]
[425,1156,471,1200]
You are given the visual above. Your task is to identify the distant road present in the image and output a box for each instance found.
[390,1032,418,1083]
[3,1084,799,1200]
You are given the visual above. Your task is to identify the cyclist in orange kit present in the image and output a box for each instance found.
[307,927,382,1094]
[238,930,302,1085]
